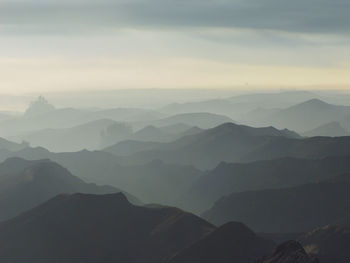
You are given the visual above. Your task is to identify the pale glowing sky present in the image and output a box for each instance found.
[0,0,350,93]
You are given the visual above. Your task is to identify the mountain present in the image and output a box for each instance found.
[129,124,201,143]
[180,156,350,213]
[0,148,201,207]
[13,119,121,152]
[0,193,214,263]
[263,99,350,132]
[229,91,320,108]
[24,96,56,116]
[160,99,247,119]
[124,123,302,170]
[103,126,203,156]
[86,159,202,205]
[161,91,319,120]
[257,241,319,263]
[242,136,350,163]
[0,157,135,222]
[150,112,234,129]
[168,222,275,263]
[0,137,28,152]
[104,140,163,156]
[14,118,202,152]
[300,223,350,263]
[202,174,350,233]
[303,121,350,137]
[0,104,164,138]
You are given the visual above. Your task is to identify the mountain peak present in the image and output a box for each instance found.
[25,96,55,116]
[300,98,330,107]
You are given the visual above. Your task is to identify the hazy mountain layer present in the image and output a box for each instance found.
[203,174,350,232]
[180,156,350,213]
[0,148,202,206]
[0,158,135,222]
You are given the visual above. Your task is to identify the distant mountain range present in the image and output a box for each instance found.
[7,112,225,152]
[243,98,350,134]
[203,173,350,233]
[0,106,164,138]
[114,122,302,169]
[161,91,320,120]
[108,122,350,170]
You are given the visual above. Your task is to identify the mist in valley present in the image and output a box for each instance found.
[1,0,350,262]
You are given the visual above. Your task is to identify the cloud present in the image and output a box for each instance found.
[0,0,349,35]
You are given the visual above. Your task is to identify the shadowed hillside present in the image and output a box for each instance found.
[0,193,214,263]
[203,174,350,232]
[0,158,137,222]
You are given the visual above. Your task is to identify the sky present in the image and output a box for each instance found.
[0,0,350,93]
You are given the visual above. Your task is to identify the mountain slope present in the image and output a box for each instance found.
[169,222,275,263]
[150,112,234,129]
[0,137,28,152]
[125,122,301,169]
[264,99,350,132]
[0,148,201,207]
[180,156,350,213]
[0,158,133,222]
[257,241,319,263]
[13,119,119,152]
[303,121,350,137]
[300,223,350,263]
[0,193,214,263]
[104,140,163,156]
[202,174,350,233]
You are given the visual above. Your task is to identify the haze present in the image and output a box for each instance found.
[1,1,350,263]
[1,0,349,93]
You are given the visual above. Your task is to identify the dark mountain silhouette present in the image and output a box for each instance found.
[300,223,350,263]
[257,241,319,263]
[168,222,275,263]
[0,158,135,222]
[303,121,350,137]
[180,156,350,213]
[202,174,350,233]
[0,193,214,263]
